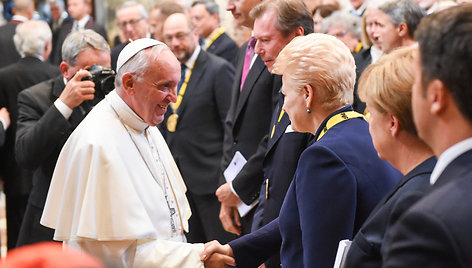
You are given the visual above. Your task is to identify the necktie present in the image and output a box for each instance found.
[240,37,256,91]
[177,63,186,93]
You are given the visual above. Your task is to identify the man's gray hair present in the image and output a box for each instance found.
[117,1,148,19]
[13,20,52,57]
[379,0,425,38]
[115,44,167,90]
[322,10,362,39]
[49,0,65,10]
[192,0,219,16]
[61,29,110,66]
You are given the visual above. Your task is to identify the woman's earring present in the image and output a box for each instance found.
[306,108,311,114]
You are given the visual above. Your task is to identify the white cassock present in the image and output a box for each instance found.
[41,90,204,267]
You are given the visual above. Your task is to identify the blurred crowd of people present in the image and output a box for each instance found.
[0,0,471,267]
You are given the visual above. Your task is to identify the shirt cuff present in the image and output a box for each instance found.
[229,182,240,198]
[54,98,73,120]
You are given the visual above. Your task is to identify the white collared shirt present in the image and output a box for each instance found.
[10,15,28,23]
[430,137,472,184]
[73,14,90,31]
[182,45,201,76]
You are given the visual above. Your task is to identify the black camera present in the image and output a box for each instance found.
[80,65,116,113]
[81,64,116,99]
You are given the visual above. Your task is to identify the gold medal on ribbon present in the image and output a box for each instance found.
[167,113,179,132]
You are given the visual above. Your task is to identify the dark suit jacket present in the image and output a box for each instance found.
[345,156,436,268]
[383,149,472,268]
[16,76,88,209]
[353,47,372,113]
[0,22,21,68]
[251,94,314,268]
[206,32,238,66]
[0,123,5,147]
[219,41,280,206]
[258,96,313,227]
[229,106,401,268]
[50,17,107,65]
[0,57,60,196]
[160,49,234,195]
[110,42,127,71]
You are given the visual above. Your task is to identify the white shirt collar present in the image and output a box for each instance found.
[430,137,472,184]
[23,54,44,61]
[352,2,367,16]
[11,15,28,23]
[76,14,90,30]
[370,46,383,64]
[182,45,201,70]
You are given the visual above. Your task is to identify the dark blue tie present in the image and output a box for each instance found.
[177,63,186,93]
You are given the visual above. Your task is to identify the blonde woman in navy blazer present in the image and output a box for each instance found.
[344,46,436,268]
[202,33,401,268]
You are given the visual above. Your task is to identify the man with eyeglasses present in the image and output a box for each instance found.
[111,1,150,71]
[160,12,236,245]
[50,0,107,66]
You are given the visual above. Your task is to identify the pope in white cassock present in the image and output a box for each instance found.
[40,39,235,267]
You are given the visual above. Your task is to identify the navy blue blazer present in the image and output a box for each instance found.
[344,156,436,268]
[383,149,472,268]
[230,106,401,268]
[206,32,239,66]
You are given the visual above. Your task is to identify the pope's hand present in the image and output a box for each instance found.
[59,69,95,109]
[201,240,235,268]
[219,203,241,235]
[216,182,241,206]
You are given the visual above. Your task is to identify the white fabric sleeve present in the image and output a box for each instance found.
[66,238,204,268]
[54,98,73,120]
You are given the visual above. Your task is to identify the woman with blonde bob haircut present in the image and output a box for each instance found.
[344,46,436,267]
[202,33,400,268]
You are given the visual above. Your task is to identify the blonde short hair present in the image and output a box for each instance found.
[358,45,417,135]
[272,33,355,111]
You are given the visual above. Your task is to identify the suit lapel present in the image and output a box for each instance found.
[52,76,65,99]
[266,113,290,154]
[176,50,207,116]
[433,149,472,189]
[380,157,435,205]
[234,56,266,119]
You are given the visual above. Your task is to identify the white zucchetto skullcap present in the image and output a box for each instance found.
[116,38,166,72]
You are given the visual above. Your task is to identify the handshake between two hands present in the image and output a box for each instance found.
[201,240,235,268]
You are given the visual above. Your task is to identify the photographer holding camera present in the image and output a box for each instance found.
[15,29,111,247]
